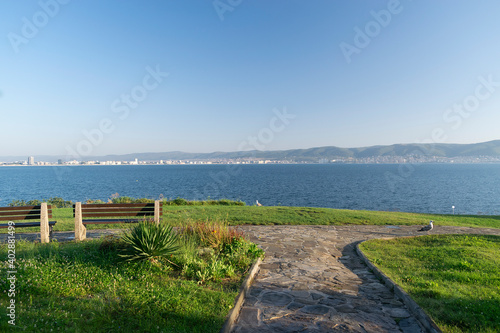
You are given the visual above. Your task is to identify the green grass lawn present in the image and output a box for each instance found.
[3,205,499,234]
[158,206,500,228]
[359,234,500,333]
[0,223,263,332]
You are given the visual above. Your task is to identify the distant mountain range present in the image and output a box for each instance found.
[3,140,500,163]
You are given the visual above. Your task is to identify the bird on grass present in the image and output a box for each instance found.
[418,220,434,232]
[256,200,263,207]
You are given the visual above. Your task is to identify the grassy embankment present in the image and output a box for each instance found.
[5,205,498,234]
[2,197,499,233]
[360,235,500,333]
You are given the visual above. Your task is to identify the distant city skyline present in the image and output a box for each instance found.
[1,1,500,156]
[2,139,500,165]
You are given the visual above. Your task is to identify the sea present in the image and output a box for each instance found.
[1,164,500,215]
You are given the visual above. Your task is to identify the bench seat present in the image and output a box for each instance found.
[0,221,57,228]
[82,219,144,225]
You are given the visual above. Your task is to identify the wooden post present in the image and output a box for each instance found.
[40,203,50,244]
[154,200,160,225]
[74,202,86,241]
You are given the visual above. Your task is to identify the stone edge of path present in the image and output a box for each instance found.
[356,238,442,333]
[220,257,262,333]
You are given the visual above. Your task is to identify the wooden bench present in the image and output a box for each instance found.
[0,203,56,243]
[73,201,162,241]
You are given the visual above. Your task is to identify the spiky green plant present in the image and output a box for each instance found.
[119,221,180,265]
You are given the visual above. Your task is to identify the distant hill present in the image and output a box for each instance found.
[2,140,500,163]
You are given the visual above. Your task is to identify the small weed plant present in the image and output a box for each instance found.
[180,218,244,250]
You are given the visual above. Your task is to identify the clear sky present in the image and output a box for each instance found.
[1,0,500,157]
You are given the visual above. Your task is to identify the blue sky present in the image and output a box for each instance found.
[1,0,500,157]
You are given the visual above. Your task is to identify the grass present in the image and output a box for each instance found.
[0,222,263,332]
[2,196,499,234]
[4,204,498,234]
[359,234,500,333]
[2,198,499,332]
[159,205,500,229]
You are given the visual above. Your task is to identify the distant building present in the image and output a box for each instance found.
[28,156,35,165]
[58,159,63,165]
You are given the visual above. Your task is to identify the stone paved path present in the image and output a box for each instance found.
[231,225,500,333]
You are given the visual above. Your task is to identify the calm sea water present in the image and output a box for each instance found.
[0,164,499,215]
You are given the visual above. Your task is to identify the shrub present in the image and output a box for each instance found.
[213,199,245,206]
[85,199,106,204]
[109,194,154,204]
[171,218,263,284]
[119,221,180,265]
[175,233,263,284]
[220,238,264,271]
[7,196,245,207]
[8,199,27,207]
[163,198,246,206]
[8,198,72,208]
[182,256,236,283]
[8,199,41,207]
[111,196,133,204]
[179,219,244,251]
[133,198,154,203]
[172,197,189,206]
[46,197,73,208]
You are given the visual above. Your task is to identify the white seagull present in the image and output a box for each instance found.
[256,200,263,207]
[418,220,434,232]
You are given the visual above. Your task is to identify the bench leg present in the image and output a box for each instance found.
[75,202,86,241]
[40,203,50,244]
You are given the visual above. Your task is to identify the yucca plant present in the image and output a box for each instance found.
[119,221,180,266]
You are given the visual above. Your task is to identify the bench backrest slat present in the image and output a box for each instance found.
[0,206,48,212]
[82,207,155,214]
[81,212,156,218]
[0,206,53,221]
[0,215,49,221]
[72,203,162,218]
[0,221,57,227]
[79,202,155,209]
[0,210,53,217]
[81,203,155,208]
